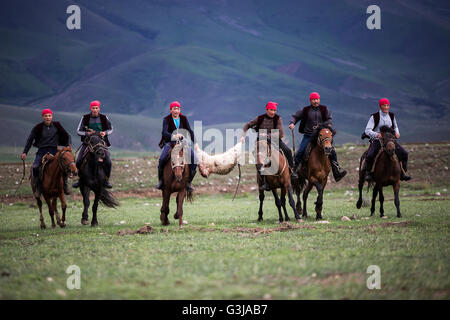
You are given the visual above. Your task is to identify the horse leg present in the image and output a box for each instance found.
[37,197,46,229]
[44,196,56,229]
[80,184,90,225]
[370,186,378,217]
[59,192,66,228]
[379,187,385,218]
[287,185,301,221]
[257,190,265,222]
[272,189,284,223]
[91,192,99,227]
[176,190,186,226]
[302,182,313,219]
[313,182,324,220]
[393,182,401,218]
[356,169,365,209]
[295,186,302,216]
[160,190,170,226]
[52,197,62,227]
[280,188,290,222]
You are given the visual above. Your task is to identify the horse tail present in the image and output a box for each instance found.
[99,187,120,208]
[186,189,194,203]
[292,175,306,195]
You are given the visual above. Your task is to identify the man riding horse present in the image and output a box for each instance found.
[73,100,114,189]
[21,108,72,198]
[362,98,411,181]
[240,101,295,191]
[156,101,197,192]
[289,92,347,182]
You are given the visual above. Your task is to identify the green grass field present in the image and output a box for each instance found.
[0,190,449,300]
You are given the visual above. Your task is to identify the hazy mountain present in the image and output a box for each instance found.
[1,0,449,148]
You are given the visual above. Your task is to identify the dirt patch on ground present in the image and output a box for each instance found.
[185,222,315,236]
[368,221,412,228]
[116,225,153,236]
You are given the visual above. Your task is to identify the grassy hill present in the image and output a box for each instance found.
[0,0,449,143]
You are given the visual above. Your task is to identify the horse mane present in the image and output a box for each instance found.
[380,125,395,135]
[311,124,332,146]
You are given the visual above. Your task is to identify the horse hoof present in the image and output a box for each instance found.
[285,217,291,222]
[356,200,362,209]
[52,225,56,229]
[174,213,179,219]
[381,215,387,219]
[81,219,89,225]
[257,218,263,222]
[40,225,46,230]
[397,214,402,218]
[60,223,66,228]
[91,222,98,227]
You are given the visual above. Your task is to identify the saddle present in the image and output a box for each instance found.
[39,153,55,181]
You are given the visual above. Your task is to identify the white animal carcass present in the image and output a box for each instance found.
[195,142,242,178]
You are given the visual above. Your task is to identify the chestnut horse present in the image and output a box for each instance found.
[356,126,402,218]
[31,146,78,229]
[255,138,300,223]
[160,139,193,226]
[293,125,332,220]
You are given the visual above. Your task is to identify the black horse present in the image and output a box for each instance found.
[77,134,119,226]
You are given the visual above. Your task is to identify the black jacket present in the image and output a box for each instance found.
[23,121,71,154]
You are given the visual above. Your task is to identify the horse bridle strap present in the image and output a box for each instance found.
[58,150,75,173]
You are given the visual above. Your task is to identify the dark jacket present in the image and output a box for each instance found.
[77,113,112,147]
[158,114,195,148]
[23,121,71,154]
[289,105,331,134]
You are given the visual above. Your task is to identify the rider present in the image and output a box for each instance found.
[72,100,113,189]
[240,101,295,191]
[156,101,197,192]
[289,92,347,182]
[21,108,72,197]
[363,98,411,181]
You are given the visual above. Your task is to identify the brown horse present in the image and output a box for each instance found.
[356,126,402,218]
[31,146,78,229]
[160,140,193,226]
[255,138,300,222]
[293,125,332,220]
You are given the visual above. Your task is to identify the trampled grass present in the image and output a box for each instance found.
[0,191,448,300]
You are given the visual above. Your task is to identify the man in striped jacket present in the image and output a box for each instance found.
[72,100,114,188]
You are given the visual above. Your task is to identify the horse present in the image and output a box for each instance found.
[292,125,332,220]
[77,134,119,226]
[160,139,193,226]
[356,126,402,218]
[254,137,300,223]
[31,146,78,229]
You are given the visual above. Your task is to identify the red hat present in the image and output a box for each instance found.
[265,101,278,110]
[170,101,181,110]
[90,100,101,109]
[379,98,390,107]
[309,92,320,101]
[41,108,53,116]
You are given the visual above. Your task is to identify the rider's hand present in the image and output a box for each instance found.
[377,133,382,139]
[395,132,400,139]
[87,130,94,135]
[99,131,106,137]
[20,153,26,160]
[239,136,245,143]
[289,123,295,130]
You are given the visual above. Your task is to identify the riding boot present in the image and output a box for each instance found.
[330,160,347,182]
[400,160,412,181]
[63,174,71,195]
[104,178,113,189]
[186,169,196,192]
[34,178,41,198]
[155,167,164,190]
[72,180,80,188]
[364,157,374,182]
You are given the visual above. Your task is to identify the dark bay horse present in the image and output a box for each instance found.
[356,126,402,218]
[77,134,119,226]
[31,146,78,229]
[255,138,300,223]
[293,125,332,220]
[160,139,193,226]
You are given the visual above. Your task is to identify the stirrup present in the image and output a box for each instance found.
[156,180,163,190]
[186,182,195,192]
[104,181,113,188]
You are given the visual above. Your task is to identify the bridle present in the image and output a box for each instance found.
[380,132,396,160]
[87,135,108,154]
[255,139,286,177]
[317,129,332,146]
[58,149,76,175]
[171,139,187,173]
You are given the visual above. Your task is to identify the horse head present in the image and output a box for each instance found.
[255,139,271,168]
[86,133,107,163]
[58,146,78,178]
[317,126,333,156]
[171,141,186,182]
[380,126,396,159]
